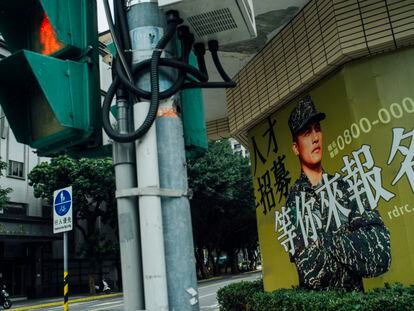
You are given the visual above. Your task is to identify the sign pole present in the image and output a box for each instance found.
[63,231,69,311]
[53,186,73,311]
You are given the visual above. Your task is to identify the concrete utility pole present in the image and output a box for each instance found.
[126,0,199,310]
[127,1,170,310]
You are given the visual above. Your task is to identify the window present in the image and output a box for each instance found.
[8,160,24,178]
[4,202,27,216]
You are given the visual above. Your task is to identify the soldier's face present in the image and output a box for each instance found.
[292,121,323,168]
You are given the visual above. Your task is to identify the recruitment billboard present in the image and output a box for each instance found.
[249,47,414,291]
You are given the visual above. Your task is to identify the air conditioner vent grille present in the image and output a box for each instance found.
[187,8,238,37]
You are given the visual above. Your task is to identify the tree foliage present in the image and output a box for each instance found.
[28,156,117,292]
[187,140,258,277]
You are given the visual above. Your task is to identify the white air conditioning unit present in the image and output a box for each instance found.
[159,0,257,46]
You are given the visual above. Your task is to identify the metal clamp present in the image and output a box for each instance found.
[124,48,164,53]
[126,0,158,9]
[116,186,191,199]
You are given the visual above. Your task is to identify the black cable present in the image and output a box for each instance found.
[147,11,182,140]
[111,17,208,101]
[115,0,132,60]
[183,40,237,89]
[113,0,130,100]
[209,40,233,82]
[102,4,237,142]
[102,0,132,82]
[193,43,208,79]
[102,75,121,139]
[113,48,208,100]
[102,12,182,142]
[167,26,193,98]
[177,26,193,62]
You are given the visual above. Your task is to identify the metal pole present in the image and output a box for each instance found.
[113,96,145,310]
[157,100,200,310]
[127,1,169,309]
[63,232,69,311]
[126,1,199,309]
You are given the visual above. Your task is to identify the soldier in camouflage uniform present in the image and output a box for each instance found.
[286,96,391,291]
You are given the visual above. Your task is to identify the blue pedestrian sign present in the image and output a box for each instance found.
[53,186,73,234]
[55,189,72,216]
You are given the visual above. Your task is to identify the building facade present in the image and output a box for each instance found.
[227,0,414,292]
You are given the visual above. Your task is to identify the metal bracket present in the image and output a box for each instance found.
[126,0,158,9]
[76,45,94,63]
[116,186,191,199]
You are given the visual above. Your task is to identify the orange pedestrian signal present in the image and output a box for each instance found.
[0,0,101,156]
[39,13,63,55]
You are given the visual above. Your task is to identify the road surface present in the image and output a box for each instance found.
[11,271,262,311]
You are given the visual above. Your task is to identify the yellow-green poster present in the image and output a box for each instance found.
[249,48,414,292]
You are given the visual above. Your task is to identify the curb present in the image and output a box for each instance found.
[198,270,262,284]
[198,276,225,284]
[10,293,123,311]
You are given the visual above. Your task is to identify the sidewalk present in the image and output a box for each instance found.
[9,292,123,311]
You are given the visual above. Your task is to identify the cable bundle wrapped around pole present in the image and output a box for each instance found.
[102,0,237,143]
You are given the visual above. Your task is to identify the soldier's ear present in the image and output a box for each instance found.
[292,141,299,156]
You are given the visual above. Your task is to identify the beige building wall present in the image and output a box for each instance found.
[226,0,414,146]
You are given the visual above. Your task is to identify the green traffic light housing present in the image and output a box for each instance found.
[0,0,101,156]
[0,50,95,153]
[0,0,88,56]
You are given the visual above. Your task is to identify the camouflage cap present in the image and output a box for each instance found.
[288,96,326,137]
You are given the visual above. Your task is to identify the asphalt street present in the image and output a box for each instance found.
[10,271,262,311]
[198,271,261,310]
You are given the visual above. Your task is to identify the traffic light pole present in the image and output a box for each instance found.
[126,1,199,310]
[113,97,145,310]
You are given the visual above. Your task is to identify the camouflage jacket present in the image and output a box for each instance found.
[286,172,391,291]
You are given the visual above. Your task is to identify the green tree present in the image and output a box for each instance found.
[0,160,12,209]
[28,156,117,293]
[187,140,258,277]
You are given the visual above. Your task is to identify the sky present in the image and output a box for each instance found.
[97,0,113,33]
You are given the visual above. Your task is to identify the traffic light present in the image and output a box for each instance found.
[0,0,100,156]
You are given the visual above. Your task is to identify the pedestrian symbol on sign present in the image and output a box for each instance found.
[53,186,73,234]
[54,189,72,216]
